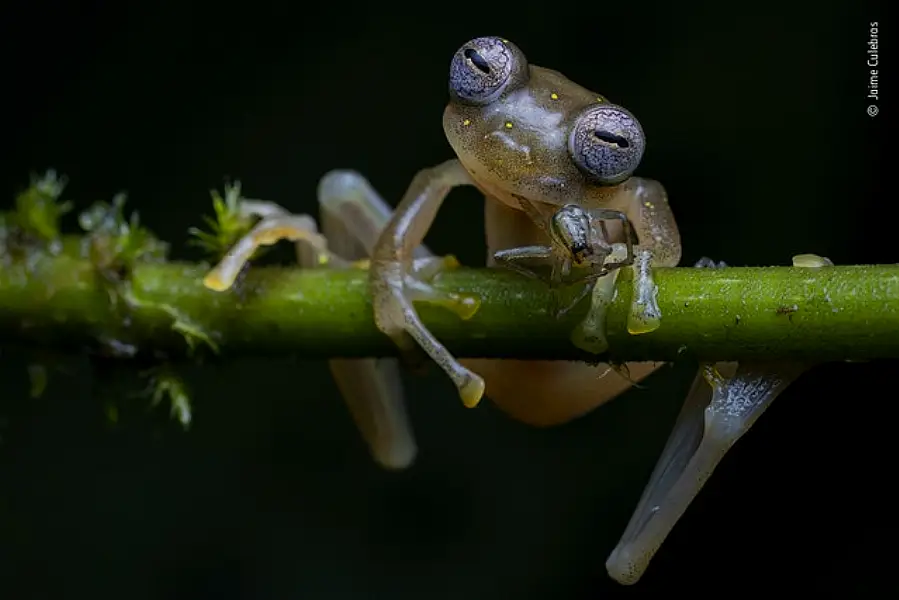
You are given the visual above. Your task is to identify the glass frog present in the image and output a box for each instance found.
[201,35,770,584]
[207,35,679,432]
[364,35,681,426]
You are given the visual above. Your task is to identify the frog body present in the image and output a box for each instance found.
[366,36,681,424]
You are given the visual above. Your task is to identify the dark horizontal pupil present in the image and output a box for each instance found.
[464,48,491,74]
[593,130,629,148]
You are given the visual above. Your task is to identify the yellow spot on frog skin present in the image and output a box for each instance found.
[550,92,559,100]
[596,97,605,102]
[462,118,471,126]
[505,121,513,128]
[644,201,654,208]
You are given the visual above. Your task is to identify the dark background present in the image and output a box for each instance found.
[1,1,892,597]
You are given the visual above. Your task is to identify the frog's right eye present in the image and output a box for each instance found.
[569,104,646,185]
[449,36,528,105]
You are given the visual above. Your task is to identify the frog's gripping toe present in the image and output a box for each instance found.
[203,271,233,293]
[417,289,481,321]
[792,253,833,268]
[202,213,331,293]
[570,246,629,354]
[439,254,462,270]
[408,256,481,321]
[459,371,486,408]
[449,294,481,320]
[375,279,485,411]
[626,248,662,335]
[408,281,481,321]
[605,361,807,585]
[693,256,728,269]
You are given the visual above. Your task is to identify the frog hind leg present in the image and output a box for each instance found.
[618,177,682,268]
[317,170,427,470]
[605,360,809,584]
[201,176,419,470]
[615,177,682,334]
[369,159,486,408]
[605,253,830,584]
[604,255,732,582]
[202,201,340,292]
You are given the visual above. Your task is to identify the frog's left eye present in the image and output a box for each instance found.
[449,36,528,105]
[569,105,646,184]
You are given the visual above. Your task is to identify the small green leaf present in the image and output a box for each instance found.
[13,170,72,242]
[148,368,193,430]
[189,181,256,259]
[79,193,168,270]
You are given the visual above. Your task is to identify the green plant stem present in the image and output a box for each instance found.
[1,253,898,362]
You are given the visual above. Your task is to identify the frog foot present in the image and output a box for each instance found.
[626,248,662,335]
[373,255,485,408]
[605,360,809,584]
[693,256,728,269]
[203,209,335,293]
[409,254,481,321]
[571,242,630,354]
[792,253,833,268]
[367,159,486,409]
[606,253,833,584]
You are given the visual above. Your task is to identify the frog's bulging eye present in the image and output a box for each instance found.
[449,36,528,105]
[569,105,646,184]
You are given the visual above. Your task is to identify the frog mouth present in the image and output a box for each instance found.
[453,156,512,203]
[473,179,533,211]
